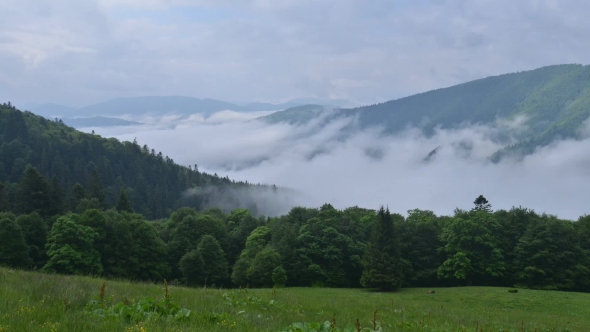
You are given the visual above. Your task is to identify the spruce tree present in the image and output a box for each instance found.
[0,213,32,268]
[0,181,9,212]
[16,213,48,268]
[360,206,404,291]
[69,183,86,211]
[48,176,65,217]
[3,109,28,142]
[87,170,107,210]
[17,167,51,217]
[115,189,133,213]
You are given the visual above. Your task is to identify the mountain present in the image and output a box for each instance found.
[0,103,290,219]
[260,64,590,160]
[24,97,350,118]
[60,116,141,128]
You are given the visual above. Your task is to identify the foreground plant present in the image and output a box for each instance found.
[85,280,191,322]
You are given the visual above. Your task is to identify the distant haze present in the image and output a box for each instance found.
[83,111,590,220]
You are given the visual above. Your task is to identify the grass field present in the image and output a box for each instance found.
[1,268,588,332]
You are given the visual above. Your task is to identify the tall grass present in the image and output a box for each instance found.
[0,267,588,331]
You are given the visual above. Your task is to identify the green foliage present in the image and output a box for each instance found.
[115,188,133,213]
[438,209,505,285]
[17,167,51,217]
[43,215,103,275]
[85,281,191,323]
[179,249,205,286]
[0,105,271,219]
[514,215,589,291]
[0,180,9,212]
[97,210,168,281]
[247,247,281,287]
[196,235,228,286]
[87,170,107,210]
[47,176,65,216]
[361,207,404,291]
[16,212,48,267]
[400,209,446,287]
[0,213,32,268]
[272,266,288,287]
[69,183,86,212]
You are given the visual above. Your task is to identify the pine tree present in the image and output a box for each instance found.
[360,206,404,291]
[87,170,107,210]
[0,213,32,268]
[16,213,48,268]
[474,195,492,212]
[3,109,28,143]
[17,167,51,217]
[69,183,86,212]
[115,189,133,213]
[48,176,65,217]
[0,181,9,212]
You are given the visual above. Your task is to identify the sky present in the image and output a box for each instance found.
[82,111,590,220]
[1,0,590,107]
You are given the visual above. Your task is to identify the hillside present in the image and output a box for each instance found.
[0,103,281,218]
[260,64,590,159]
[60,116,141,128]
[24,96,348,118]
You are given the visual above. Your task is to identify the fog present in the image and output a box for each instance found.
[82,111,590,220]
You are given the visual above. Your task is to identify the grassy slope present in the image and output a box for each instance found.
[1,268,589,331]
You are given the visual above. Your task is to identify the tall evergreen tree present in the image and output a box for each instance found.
[69,183,86,212]
[0,181,9,212]
[0,213,32,268]
[17,167,51,217]
[115,189,133,213]
[16,213,48,268]
[3,109,28,143]
[48,175,65,217]
[473,195,492,212]
[87,170,107,210]
[360,206,404,291]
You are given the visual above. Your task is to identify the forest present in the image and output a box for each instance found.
[1,101,590,293]
[0,103,273,219]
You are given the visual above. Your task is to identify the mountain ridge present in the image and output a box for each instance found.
[259,64,590,160]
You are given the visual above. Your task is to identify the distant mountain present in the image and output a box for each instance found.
[24,96,349,118]
[60,116,141,128]
[260,64,590,160]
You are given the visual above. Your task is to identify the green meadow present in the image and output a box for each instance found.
[1,268,588,332]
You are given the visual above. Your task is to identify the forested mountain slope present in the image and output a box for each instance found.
[0,103,274,219]
[261,64,590,159]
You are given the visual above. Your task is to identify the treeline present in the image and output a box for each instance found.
[0,103,266,219]
[1,186,590,292]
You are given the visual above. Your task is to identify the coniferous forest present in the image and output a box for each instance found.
[1,102,590,293]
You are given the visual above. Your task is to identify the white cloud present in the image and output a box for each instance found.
[87,111,590,220]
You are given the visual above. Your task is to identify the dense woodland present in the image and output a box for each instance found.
[1,101,590,293]
[0,103,269,219]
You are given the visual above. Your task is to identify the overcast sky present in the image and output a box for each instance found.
[1,0,589,107]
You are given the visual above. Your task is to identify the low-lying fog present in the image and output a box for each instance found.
[81,111,590,220]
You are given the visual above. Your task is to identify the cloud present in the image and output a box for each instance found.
[86,110,590,220]
[2,0,590,106]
